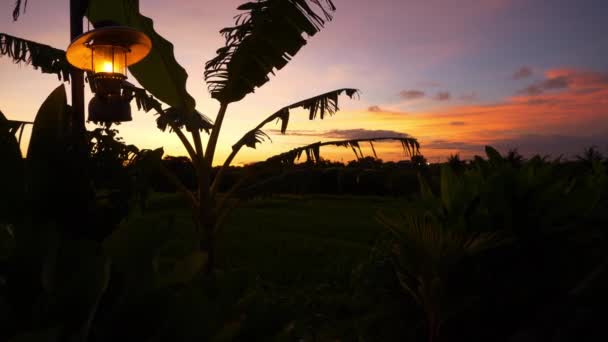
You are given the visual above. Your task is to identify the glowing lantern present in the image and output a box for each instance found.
[66,25,152,122]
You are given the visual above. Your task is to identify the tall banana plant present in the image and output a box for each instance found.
[198,0,363,272]
[2,0,359,273]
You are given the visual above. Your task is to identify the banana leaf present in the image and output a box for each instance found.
[0,110,25,223]
[87,0,195,113]
[26,85,81,222]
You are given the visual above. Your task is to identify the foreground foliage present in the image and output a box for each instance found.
[379,147,608,341]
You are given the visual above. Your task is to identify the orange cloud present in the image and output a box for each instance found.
[297,68,608,162]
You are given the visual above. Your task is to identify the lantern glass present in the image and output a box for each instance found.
[91,45,128,76]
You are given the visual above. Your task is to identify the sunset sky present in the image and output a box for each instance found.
[1,0,608,165]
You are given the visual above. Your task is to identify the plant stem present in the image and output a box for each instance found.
[205,102,229,168]
[191,129,204,163]
[210,107,282,197]
[170,124,200,167]
[195,102,228,274]
[209,145,240,197]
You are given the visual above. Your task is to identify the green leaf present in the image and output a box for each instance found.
[42,239,110,338]
[153,239,207,288]
[87,0,195,112]
[104,211,199,291]
[416,174,434,200]
[440,164,457,212]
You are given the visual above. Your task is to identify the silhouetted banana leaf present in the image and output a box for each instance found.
[25,85,78,221]
[369,141,378,158]
[485,145,504,165]
[87,0,196,113]
[0,33,70,81]
[123,82,213,133]
[12,0,27,21]
[233,88,358,151]
[238,129,271,149]
[261,136,421,166]
[26,85,70,160]
[1,117,32,145]
[211,88,358,195]
[205,0,337,103]
[0,110,25,223]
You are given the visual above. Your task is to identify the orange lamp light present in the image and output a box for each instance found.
[66,26,152,122]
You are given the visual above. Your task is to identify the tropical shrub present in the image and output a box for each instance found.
[379,146,608,341]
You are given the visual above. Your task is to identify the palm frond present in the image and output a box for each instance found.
[0,33,70,81]
[261,136,421,166]
[205,0,337,103]
[13,0,28,21]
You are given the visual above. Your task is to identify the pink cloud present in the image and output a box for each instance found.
[354,67,608,160]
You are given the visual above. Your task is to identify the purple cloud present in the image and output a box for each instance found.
[513,66,533,80]
[435,91,451,101]
[269,128,410,140]
[399,89,426,100]
[460,93,477,101]
[518,75,572,96]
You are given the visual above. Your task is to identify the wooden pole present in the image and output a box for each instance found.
[67,0,91,242]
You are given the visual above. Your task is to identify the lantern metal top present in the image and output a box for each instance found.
[66,26,152,71]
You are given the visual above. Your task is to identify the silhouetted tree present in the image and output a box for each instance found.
[447,153,465,173]
[506,148,524,167]
[576,145,604,168]
[411,154,428,167]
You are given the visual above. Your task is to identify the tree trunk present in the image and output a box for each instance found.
[198,205,216,275]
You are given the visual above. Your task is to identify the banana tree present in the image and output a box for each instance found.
[89,0,366,273]
[2,0,364,273]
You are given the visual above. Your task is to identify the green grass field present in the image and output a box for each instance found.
[103,194,413,340]
[141,193,408,286]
